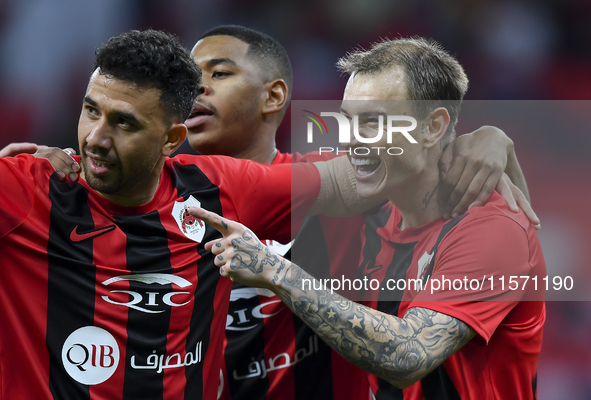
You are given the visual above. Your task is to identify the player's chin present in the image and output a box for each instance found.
[186,132,225,155]
[186,130,208,149]
[356,180,387,202]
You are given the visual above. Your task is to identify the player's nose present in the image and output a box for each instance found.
[198,83,212,96]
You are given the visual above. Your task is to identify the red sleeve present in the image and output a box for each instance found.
[0,155,50,239]
[181,155,321,244]
[408,215,533,343]
[233,161,320,243]
[294,151,341,163]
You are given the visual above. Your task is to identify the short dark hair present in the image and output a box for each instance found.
[337,37,468,142]
[94,29,201,122]
[200,25,293,95]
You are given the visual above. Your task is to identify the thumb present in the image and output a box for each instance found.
[188,206,233,236]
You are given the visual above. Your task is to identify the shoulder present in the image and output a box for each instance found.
[455,191,532,234]
[167,153,243,169]
[0,153,54,182]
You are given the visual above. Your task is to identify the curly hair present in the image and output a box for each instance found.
[94,29,201,122]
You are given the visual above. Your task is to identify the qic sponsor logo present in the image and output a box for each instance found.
[101,273,192,313]
[226,287,284,331]
[304,111,417,155]
[62,326,119,385]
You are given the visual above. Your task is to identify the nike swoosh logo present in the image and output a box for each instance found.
[363,263,383,277]
[70,225,116,242]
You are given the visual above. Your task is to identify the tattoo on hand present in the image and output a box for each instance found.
[229,229,281,275]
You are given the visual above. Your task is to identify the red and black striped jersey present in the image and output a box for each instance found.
[0,153,319,400]
[358,192,545,400]
[218,151,372,400]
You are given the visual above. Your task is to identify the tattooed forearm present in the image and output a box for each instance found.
[273,264,475,388]
[271,259,287,284]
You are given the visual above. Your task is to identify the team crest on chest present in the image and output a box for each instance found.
[172,195,206,243]
[416,251,434,292]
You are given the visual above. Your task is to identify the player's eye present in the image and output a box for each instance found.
[117,118,138,131]
[212,71,231,79]
[118,119,131,128]
[365,119,380,128]
[86,106,99,117]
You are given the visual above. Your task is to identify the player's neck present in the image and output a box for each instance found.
[81,161,164,207]
[234,137,278,164]
[388,168,444,230]
[87,176,162,207]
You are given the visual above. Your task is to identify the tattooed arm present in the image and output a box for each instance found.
[191,206,475,388]
[273,262,474,387]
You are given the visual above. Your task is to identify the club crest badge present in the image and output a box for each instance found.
[172,195,205,243]
[416,251,434,292]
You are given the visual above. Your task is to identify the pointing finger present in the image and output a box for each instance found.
[188,206,233,236]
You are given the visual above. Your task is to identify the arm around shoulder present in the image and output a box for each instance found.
[309,155,385,217]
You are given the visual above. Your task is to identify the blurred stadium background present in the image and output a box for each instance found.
[0,0,589,397]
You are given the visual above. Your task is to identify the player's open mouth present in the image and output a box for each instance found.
[350,157,381,177]
[86,153,114,175]
[186,103,214,129]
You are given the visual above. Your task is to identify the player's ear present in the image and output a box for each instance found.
[162,122,187,156]
[262,79,288,115]
[422,107,450,149]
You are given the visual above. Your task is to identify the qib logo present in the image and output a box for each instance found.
[304,110,417,155]
[62,326,120,385]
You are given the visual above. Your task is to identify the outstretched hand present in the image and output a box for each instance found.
[189,207,288,289]
[0,142,47,157]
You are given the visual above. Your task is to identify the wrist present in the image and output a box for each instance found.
[267,257,293,293]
